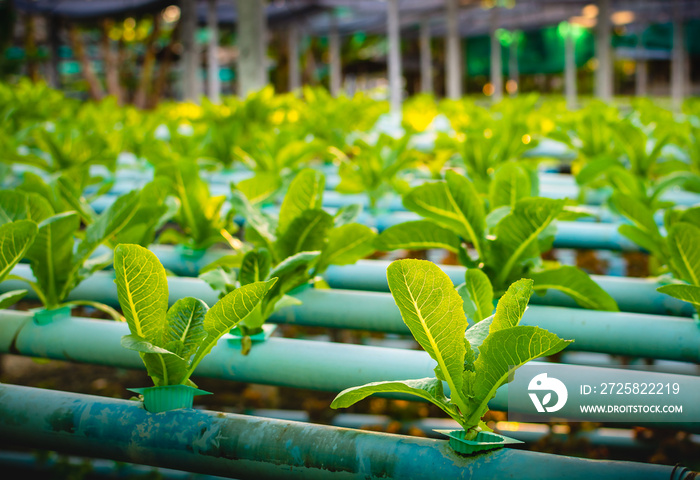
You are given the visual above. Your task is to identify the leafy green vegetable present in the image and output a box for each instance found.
[115,243,276,386]
[334,133,418,209]
[331,259,572,435]
[3,190,140,317]
[656,222,700,317]
[156,159,238,250]
[0,219,38,308]
[376,170,618,310]
[203,169,376,353]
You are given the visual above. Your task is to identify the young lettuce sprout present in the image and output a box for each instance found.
[375,169,618,311]
[156,159,239,251]
[203,168,376,354]
[655,218,700,318]
[0,219,38,308]
[0,189,141,319]
[331,259,572,437]
[114,244,276,386]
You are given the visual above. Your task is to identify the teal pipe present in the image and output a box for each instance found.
[2,312,700,432]
[89,193,655,253]
[4,265,698,362]
[248,411,695,450]
[553,222,641,251]
[0,452,227,480]
[323,260,696,317]
[271,289,700,363]
[1,385,692,480]
[89,167,700,208]
[124,247,693,318]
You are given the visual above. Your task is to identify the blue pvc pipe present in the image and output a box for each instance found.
[2,267,699,362]
[2,312,700,432]
[0,452,228,480]
[323,260,696,317]
[248,411,695,450]
[123,247,693,318]
[87,188,655,253]
[1,384,691,480]
[270,288,700,363]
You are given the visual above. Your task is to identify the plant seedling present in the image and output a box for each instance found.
[331,259,572,438]
[114,244,276,387]
[655,216,700,318]
[1,189,140,319]
[375,169,618,310]
[204,168,376,353]
[0,219,38,308]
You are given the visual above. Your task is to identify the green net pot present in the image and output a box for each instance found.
[229,323,277,343]
[435,429,523,455]
[175,245,207,262]
[128,385,211,413]
[31,306,72,326]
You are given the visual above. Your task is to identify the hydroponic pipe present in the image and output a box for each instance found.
[2,312,700,432]
[269,289,700,363]
[88,191,647,253]
[247,410,691,450]
[4,265,698,362]
[0,452,228,480]
[92,245,694,318]
[323,260,695,317]
[1,385,691,480]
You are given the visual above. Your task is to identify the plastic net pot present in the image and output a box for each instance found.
[229,323,277,343]
[175,245,207,262]
[128,385,211,413]
[435,430,523,455]
[31,306,72,325]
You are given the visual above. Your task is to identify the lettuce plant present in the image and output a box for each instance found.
[205,168,376,353]
[114,244,275,386]
[548,100,620,165]
[0,219,38,308]
[580,118,679,209]
[156,159,239,251]
[653,213,700,317]
[610,189,700,274]
[334,133,419,209]
[447,96,540,194]
[332,259,572,436]
[233,127,324,195]
[1,189,140,319]
[14,171,174,246]
[376,169,617,310]
[21,119,120,174]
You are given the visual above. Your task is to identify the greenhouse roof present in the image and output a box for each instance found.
[12,0,172,19]
[11,0,700,36]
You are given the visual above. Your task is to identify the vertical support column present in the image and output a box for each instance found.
[489,8,502,102]
[387,0,402,114]
[329,13,341,96]
[237,0,267,96]
[445,0,461,99]
[636,59,648,97]
[671,1,686,110]
[47,15,60,89]
[288,23,301,92]
[565,25,577,109]
[419,19,433,94]
[181,0,198,101]
[508,32,518,96]
[259,0,268,87]
[635,27,647,97]
[595,0,612,101]
[207,0,220,103]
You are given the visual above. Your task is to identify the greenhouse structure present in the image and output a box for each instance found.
[1,0,700,479]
